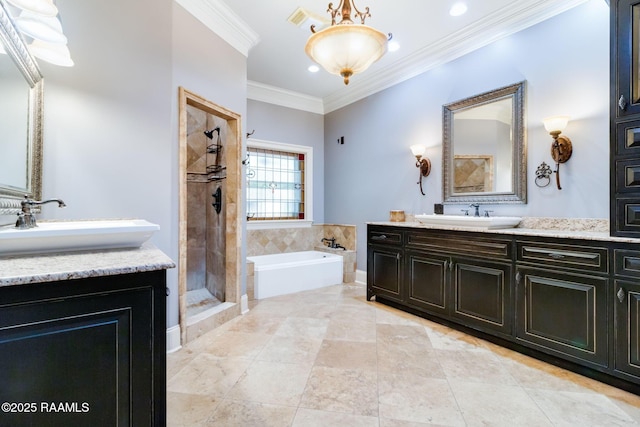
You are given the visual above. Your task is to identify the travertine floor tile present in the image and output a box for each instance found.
[226,360,311,406]
[314,339,378,371]
[257,335,323,365]
[274,317,330,340]
[204,399,297,427]
[292,408,379,426]
[167,353,250,397]
[526,388,636,426]
[186,330,272,359]
[167,391,220,427]
[448,380,553,427]
[300,366,378,416]
[378,371,464,425]
[436,348,517,385]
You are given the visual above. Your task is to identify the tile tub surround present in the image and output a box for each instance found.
[247,224,356,256]
[0,243,175,287]
[315,246,357,284]
[166,283,640,426]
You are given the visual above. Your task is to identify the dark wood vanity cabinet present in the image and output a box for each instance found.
[612,0,640,236]
[367,224,640,393]
[368,226,513,337]
[367,228,403,303]
[613,248,640,381]
[0,270,167,427]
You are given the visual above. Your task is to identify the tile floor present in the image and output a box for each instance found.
[167,283,640,426]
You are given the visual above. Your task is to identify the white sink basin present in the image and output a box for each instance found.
[0,219,159,256]
[415,214,522,229]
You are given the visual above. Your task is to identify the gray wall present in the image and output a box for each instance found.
[324,0,610,269]
[9,0,248,329]
[247,100,325,223]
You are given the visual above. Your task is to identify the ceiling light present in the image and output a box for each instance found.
[28,39,73,66]
[449,2,468,17]
[305,0,390,85]
[5,0,57,16]
[16,10,67,43]
[308,65,319,73]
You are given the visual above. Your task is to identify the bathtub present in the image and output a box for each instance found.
[247,251,343,299]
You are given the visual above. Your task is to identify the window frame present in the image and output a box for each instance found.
[246,138,313,229]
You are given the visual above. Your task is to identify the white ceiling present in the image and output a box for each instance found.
[182,0,591,112]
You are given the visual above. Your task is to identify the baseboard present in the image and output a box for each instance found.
[356,269,366,285]
[241,294,249,314]
[166,324,182,353]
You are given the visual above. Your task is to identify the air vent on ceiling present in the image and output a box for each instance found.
[287,7,329,31]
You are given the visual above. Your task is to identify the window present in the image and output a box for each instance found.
[246,139,313,227]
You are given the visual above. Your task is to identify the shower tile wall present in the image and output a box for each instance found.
[186,105,227,302]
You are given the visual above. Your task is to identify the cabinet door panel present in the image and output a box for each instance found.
[452,259,512,335]
[368,246,402,302]
[615,0,640,117]
[615,280,640,379]
[516,267,608,367]
[406,251,448,316]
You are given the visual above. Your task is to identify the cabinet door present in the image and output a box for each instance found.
[614,0,640,117]
[0,272,165,427]
[367,245,402,302]
[405,250,449,316]
[515,267,608,367]
[614,280,640,380]
[451,257,512,335]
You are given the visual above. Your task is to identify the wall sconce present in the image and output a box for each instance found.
[410,144,431,195]
[535,116,573,190]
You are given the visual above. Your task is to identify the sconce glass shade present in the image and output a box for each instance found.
[410,144,426,157]
[16,10,67,44]
[5,0,57,16]
[542,115,570,133]
[305,24,387,85]
[28,39,74,66]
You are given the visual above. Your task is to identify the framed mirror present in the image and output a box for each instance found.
[0,2,43,215]
[442,81,526,204]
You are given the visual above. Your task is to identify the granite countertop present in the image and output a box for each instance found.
[368,218,640,244]
[0,243,175,287]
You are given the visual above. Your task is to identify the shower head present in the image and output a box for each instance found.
[204,127,220,140]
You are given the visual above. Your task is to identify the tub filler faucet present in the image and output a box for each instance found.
[16,195,66,229]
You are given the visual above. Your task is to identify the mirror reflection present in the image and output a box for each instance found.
[0,2,43,214]
[443,81,526,204]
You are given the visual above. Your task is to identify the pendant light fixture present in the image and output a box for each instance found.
[304,0,390,85]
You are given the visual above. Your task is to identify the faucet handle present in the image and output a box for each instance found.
[484,210,493,218]
[461,209,469,216]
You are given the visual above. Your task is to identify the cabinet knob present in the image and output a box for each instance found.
[396,253,400,260]
[619,95,628,111]
[515,271,522,284]
[617,287,626,303]
[372,234,387,241]
[448,260,453,271]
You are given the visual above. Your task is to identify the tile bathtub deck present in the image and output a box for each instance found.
[167,283,640,426]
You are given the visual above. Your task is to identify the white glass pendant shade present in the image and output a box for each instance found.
[29,39,73,66]
[542,115,570,133]
[16,10,67,44]
[305,24,388,84]
[5,0,57,16]
[410,144,426,157]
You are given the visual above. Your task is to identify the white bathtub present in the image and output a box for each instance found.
[247,251,343,299]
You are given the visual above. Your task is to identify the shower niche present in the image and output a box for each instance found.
[178,88,242,344]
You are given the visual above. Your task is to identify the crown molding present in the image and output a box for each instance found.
[322,0,589,113]
[248,81,324,114]
[175,0,260,57]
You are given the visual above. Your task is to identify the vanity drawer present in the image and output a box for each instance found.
[368,228,403,246]
[614,249,640,278]
[516,240,608,273]
[406,231,511,260]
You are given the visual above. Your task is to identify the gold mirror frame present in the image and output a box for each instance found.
[442,81,527,204]
[0,2,43,214]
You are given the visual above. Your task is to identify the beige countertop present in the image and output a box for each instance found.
[0,243,175,287]
[367,220,640,244]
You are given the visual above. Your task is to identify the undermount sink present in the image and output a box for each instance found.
[0,219,160,256]
[415,214,522,229]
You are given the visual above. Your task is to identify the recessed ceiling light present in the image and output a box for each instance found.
[449,2,468,17]
[388,41,400,52]
[308,65,319,73]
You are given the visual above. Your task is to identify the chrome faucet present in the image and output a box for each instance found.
[469,203,480,217]
[15,195,66,229]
